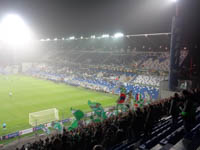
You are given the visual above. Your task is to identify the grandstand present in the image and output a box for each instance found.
[21,34,172,101]
[0,32,199,150]
[0,0,200,149]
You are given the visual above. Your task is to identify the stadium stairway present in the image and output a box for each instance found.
[111,111,200,150]
[139,112,200,150]
[110,116,173,150]
[138,120,183,149]
[156,113,200,150]
[152,122,200,150]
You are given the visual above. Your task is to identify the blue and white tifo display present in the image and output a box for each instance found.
[25,63,163,100]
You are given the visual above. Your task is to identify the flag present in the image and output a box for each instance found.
[88,100,101,110]
[90,115,101,123]
[117,86,127,104]
[71,108,84,121]
[118,93,126,104]
[88,100,107,120]
[68,108,84,131]
[53,122,63,133]
[120,86,126,94]
[116,103,128,112]
[68,120,78,131]
[135,93,142,101]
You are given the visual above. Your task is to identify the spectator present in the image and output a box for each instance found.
[181,90,197,137]
[169,93,181,126]
[17,89,200,150]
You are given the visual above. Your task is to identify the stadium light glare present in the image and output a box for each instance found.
[91,35,95,39]
[40,39,45,42]
[114,32,124,38]
[69,36,75,40]
[102,34,109,38]
[0,14,33,47]
[62,38,65,40]
[46,38,50,41]
[80,36,83,39]
[170,0,177,2]
[54,38,58,41]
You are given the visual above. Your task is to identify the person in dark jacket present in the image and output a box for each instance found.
[169,93,181,127]
[181,90,197,137]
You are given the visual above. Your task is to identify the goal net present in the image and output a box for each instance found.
[29,108,59,126]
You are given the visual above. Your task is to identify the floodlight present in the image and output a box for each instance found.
[40,39,45,42]
[80,36,83,39]
[114,32,124,38]
[0,14,33,47]
[171,0,177,2]
[46,38,50,41]
[69,36,75,40]
[54,38,58,41]
[62,38,65,40]
[102,34,109,38]
[91,35,95,39]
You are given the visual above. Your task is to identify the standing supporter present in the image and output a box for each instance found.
[17,89,200,150]
[169,93,181,126]
[181,90,197,137]
[125,90,133,108]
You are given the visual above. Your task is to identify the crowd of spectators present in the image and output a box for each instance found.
[47,51,170,72]
[139,52,170,71]
[17,89,200,150]
[2,50,170,100]
[27,63,160,99]
[133,75,167,86]
[21,46,176,98]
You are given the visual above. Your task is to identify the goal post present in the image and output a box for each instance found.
[29,108,59,126]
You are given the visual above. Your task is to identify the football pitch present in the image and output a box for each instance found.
[0,75,117,136]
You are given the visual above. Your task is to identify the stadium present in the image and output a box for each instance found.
[0,0,200,150]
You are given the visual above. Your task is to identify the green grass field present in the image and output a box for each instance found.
[0,75,117,136]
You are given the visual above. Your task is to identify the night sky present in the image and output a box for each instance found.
[0,0,176,39]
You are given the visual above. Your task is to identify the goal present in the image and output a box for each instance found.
[29,108,59,126]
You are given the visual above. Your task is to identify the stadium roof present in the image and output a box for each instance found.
[0,0,176,38]
[40,32,171,42]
